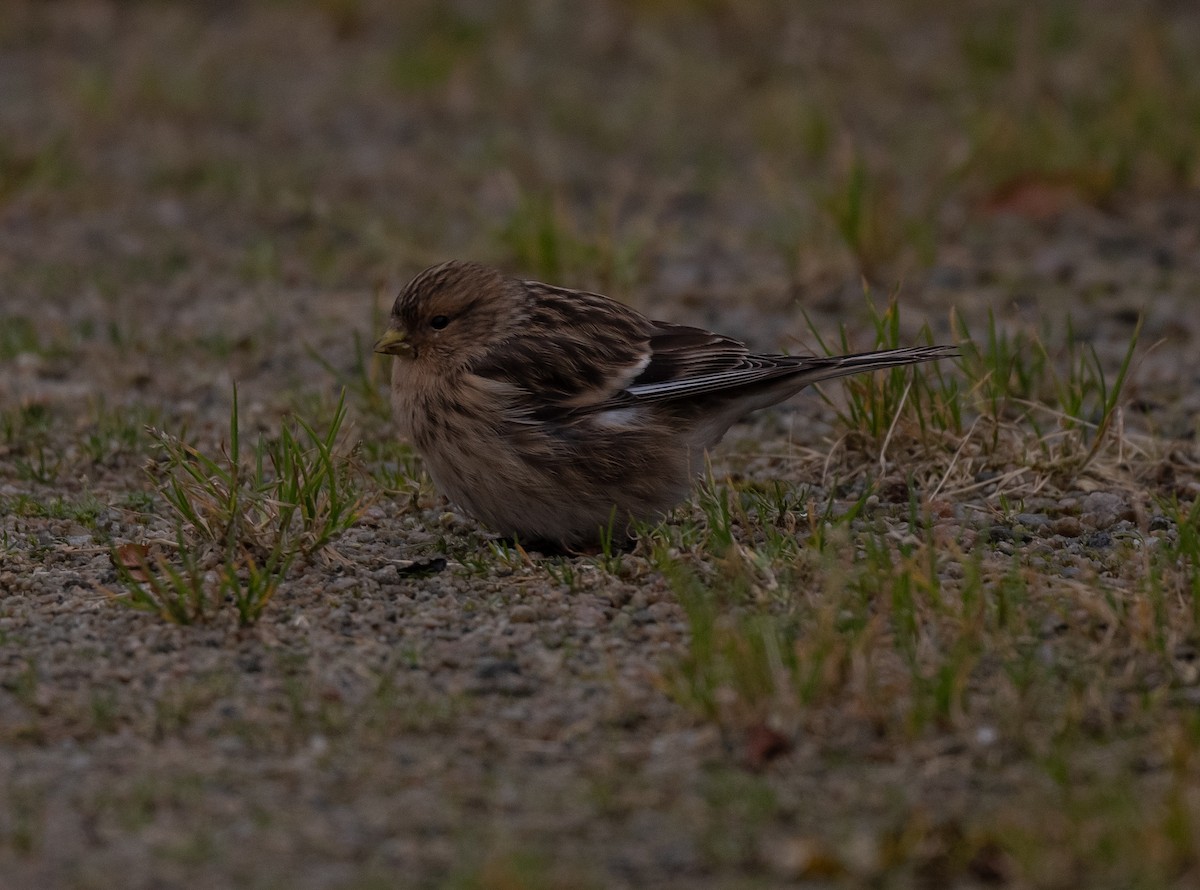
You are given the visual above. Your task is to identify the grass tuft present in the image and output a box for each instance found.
[112,386,366,625]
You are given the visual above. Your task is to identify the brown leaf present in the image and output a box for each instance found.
[967,840,1014,884]
[763,835,845,879]
[112,543,152,582]
[980,171,1109,222]
[744,721,791,770]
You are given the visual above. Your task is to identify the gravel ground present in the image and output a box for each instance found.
[4,2,1200,888]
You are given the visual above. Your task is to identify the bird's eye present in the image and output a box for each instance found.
[429,315,450,330]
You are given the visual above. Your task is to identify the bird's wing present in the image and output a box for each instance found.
[466,283,655,417]
[469,287,956,418]
[619,321,796,402]
[470,313,800,420]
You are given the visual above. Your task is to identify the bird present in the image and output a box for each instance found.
[374,260,956,549]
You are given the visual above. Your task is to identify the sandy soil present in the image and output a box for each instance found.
[3,2,1200,887]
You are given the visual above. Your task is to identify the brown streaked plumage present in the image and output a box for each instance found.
[374,260,957,548]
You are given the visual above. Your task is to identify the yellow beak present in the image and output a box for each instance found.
[373,328,412,356]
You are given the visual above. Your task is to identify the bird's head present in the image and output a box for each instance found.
[374,261,525,369]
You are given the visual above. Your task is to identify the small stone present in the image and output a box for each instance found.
[631,609,654,626]
[1079,491,1134,529]
[645,601,677,623]
[1050,516,1083,537]
[572,606,607,628]
[508,604,537,623]
[475,658,520,679]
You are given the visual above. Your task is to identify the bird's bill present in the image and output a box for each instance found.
[373,328,412,356]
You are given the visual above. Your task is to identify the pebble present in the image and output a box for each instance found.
[508,604,537,623]
[572,606,607,628]
[1014,513,1049,530]
[1050,517,1083,537]
[645,602,678,624]
[1079,491,1134,529]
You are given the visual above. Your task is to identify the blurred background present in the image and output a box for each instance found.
[2,0,1198,424]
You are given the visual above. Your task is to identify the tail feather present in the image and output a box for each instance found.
[790,344,960,386]
[625,344,958,405]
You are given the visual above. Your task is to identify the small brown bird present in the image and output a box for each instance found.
[375,261,956,549]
